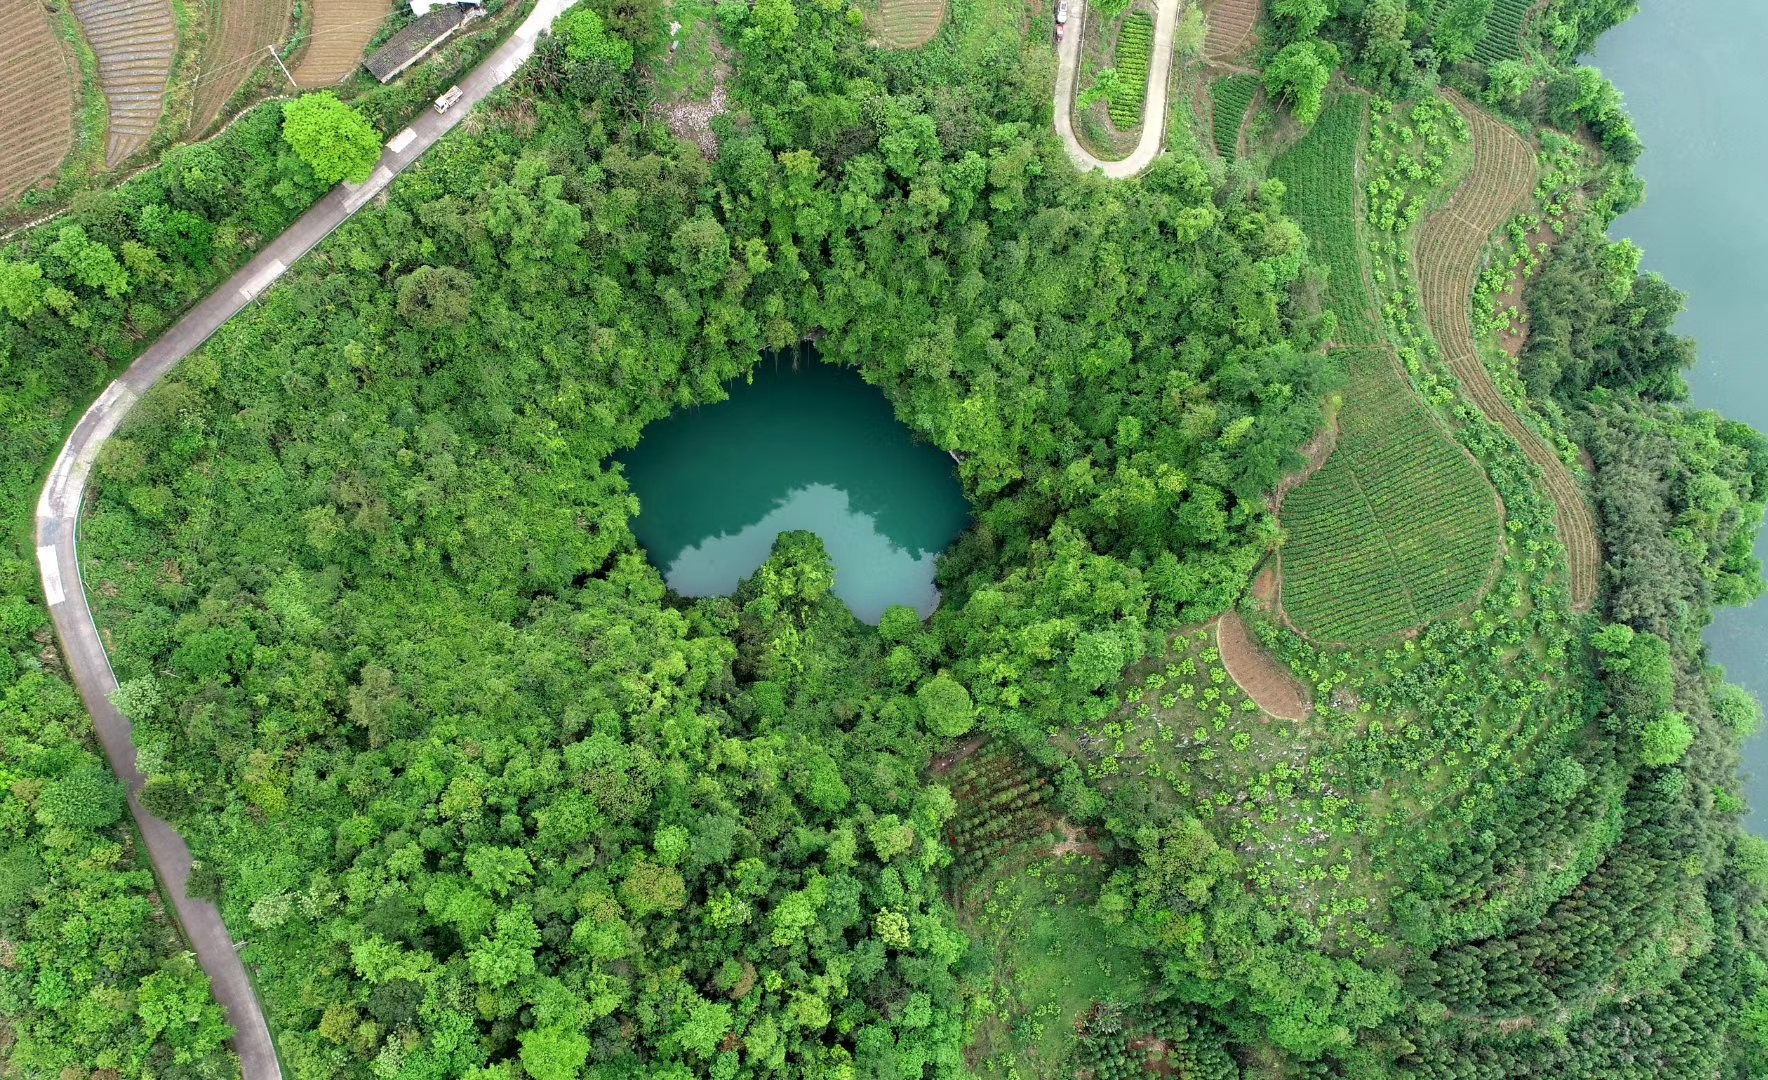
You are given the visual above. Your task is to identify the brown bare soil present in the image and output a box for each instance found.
[292,0,392,87]
[191,0,293,131]
[1495,218,1556,358]
[1415,93,1598,612]
[0,0,77,203]
[1047,819,1102,858]
[1204,0,1258,61]
[655,38,730,159]
[71,0,177,166]
[877,0,945,48]
[1216,612,1311,720]
[1249,564,1277,607]
[929,734,989,775]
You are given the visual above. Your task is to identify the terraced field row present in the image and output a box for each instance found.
[1204,0,1258,60]
[192,0,294,131]
[877,0,945,47]
[1472,0,1530,64]
[293,0,393,86]
[1281,348,1503,644]
[1109,13,1154,128]
[71,0,176,166]
[0,0,77,203]
[1269,93,1381,346]
[1210,73,1258,159]
[1415,95,1599,611]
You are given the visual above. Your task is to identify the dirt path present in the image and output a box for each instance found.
[1053,0,1180,178]
[1216,612,1311,720]
[1415,93,1599,612]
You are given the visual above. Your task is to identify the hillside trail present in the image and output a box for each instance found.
[1053,0,1180,178]
[1415,92,1600,611]
[35,2,581,1077]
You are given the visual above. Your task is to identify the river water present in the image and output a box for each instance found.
[1593,0,1768,829]
[618,353,971,624]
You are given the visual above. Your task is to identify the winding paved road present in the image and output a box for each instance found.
[1053,0,1180,178]
[34,3,575,1076]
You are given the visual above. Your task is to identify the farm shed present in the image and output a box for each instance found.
[363,3,479,82]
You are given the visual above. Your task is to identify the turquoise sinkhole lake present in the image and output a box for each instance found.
[618,354,971,624]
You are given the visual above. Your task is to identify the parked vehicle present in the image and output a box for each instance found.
[434,85,463,113]
[1055,1,1068,42]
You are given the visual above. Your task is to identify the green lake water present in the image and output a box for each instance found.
[617,353,971,624]
[1593,0,1768,828]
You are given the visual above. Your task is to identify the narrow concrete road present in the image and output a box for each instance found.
[34,3,576,1077]
[1053,0,1181,178]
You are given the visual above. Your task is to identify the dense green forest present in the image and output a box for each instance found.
[3,0,1768,1076]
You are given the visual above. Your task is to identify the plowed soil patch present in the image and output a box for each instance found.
[1415,94,1598,611]
[1217,612,1310,720]
[192,0,293,130]
[292,0,392,86]
[71,0,176,166]
[877,0,945,48]
[0,0,76,202]
[1204,0,1258,60]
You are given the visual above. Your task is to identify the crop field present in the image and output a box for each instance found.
[191,0,294,131]
[1269,93,1381,346]
[292,0,392,86]
[1107,12,1153,129]
[944,743,1054,881]
[1472,0,1529,64]
[1415,95,1599,611]
[1204,0,1258,61]
[0,0,77,204]
[1209,72,1258,159]
[878,0,945,47]
[71,0,176,166]
[1280,347,1502,643]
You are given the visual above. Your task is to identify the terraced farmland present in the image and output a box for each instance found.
[1472,0,1529,64]
[0,0,77,203]
[1270,93,1380,346]
[1416,95,1599,611]
[1210,73,1258,159]
[192,0,294,131]
[1108,12,1154,128]
[1280,348,1503,644]
[71,0,176,166]
[1204,0,1258,60]
[292,0,392,86]
[877,0,944,47]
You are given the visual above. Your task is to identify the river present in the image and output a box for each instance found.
[1593,0,1768,829]
[617,352,971,624]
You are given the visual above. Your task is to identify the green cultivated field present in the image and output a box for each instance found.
[1473,0,1530,63]
[1270,93,1381,345]
[1210,73,1258,158]
[1109,13,1153,128]
[1280,348,1502,643]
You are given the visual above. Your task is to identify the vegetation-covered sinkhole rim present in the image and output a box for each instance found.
[614,352,973,624]
[4,0,1768,1077]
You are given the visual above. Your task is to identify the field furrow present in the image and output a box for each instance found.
[1279,347,1503,644]
[1415,94,1599,611]
[1204,0,1258,61]
[292,0,392,86]
[877,0,945,47]
[192,0,294,131]
[70,0,176,165]
[1269,94,1381,346]
[0,0,77,203]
